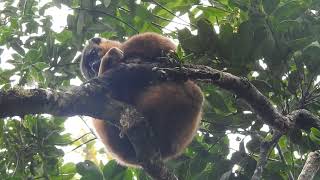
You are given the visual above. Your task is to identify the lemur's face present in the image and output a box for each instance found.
[80,37,121,80]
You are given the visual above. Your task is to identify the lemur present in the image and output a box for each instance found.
[80,32,203,167]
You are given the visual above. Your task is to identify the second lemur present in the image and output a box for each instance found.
[81,32,203,167]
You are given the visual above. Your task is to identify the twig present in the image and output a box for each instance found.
[72,7,139,33]
[70,138,97,152]
[152,13,190,26]
[150,0,195,27]
[53,132,92,146]
[251,131,283,180]
[276,144,295,180]
[80,116,98,138]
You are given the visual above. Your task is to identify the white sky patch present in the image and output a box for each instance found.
[214,25,220,34]
[243,111,252,114]
[293,151,301,159]
[282,74,288,80]
[200,0,212,6]
[44,5,73,33]
[0,48,15,70]
[194,10,203,18]
[72,51,82,62]
[163,13,191,34]
[61,116,111,164]
[259,59,267,70]
[135,0,141,4]
[252,71,259,77]
[70,76,83,86]
[147,3,156,10]
[62,116,93,163]
[226,133,251,159]
[260,124,270,132]
[314,75,320,85]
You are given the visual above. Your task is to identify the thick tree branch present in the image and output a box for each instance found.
[160,65,292,131]
[2,63,319,132]
[298,150,320,180]
[1,62,320,180]
[0,79,124,127]
[0,63,176,179]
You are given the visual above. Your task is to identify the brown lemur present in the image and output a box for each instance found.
[80,32,203,167]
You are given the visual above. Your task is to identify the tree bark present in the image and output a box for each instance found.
[298,150,320,180]
[1,62,320,180]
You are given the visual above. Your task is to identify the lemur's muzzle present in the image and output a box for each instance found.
[87,39,103,76]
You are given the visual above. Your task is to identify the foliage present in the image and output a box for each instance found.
[1,0,320,179]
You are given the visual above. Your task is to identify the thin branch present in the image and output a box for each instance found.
[276,144,295,180]
[251,131,283,180]
[298,150,320,180]
[152,13,191,26]
[80,116,98,138]
[72,8,139,33]
[70,138,97,152]
[54,132,92,146]
[150,0,195,27]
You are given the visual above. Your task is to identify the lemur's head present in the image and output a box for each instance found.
[80,37,121,80]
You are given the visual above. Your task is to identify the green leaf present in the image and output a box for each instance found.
[102,160,129,180]
[196,18,217,53]
[310,132,320,145]
[103,0,111,8]
[76,160,104,180]
[228,0,249,11]
[262,0,279,14]
[287,70,302,94]
[287,36,316,51]
[302,42,320,72]
[51,163,76,180]
[177,28,202,54]
[76,12,86,35]
[23,0,35,16]
[273,1,307,21]
[219,23,233,43]
[25,49,41,62]
[190,157,208,177]
[10,40,25,55]
[39,2,54,15]
[86,23,114,33]
[56,30,73,43]
[311,127,320,137]
[220,170,232,180]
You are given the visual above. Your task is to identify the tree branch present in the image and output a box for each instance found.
[276,144,295,180]
[251,131,283,180]
[0,62,176,179]
[298,150,320,180]
[1,62,320,179]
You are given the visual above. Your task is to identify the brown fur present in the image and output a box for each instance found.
[81,32,203,167]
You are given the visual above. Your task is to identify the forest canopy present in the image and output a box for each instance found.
[1,0,320,179]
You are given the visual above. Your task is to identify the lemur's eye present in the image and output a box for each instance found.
[90,37,101,44]
[89,48,100,56]
[90,48,99,56]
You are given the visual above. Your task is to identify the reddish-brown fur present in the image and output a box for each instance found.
[82,32,203,167]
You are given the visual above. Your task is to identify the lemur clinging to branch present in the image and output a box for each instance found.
[80,32,203,167]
